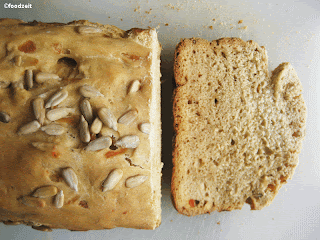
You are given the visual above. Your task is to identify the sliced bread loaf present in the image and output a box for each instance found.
[172,38,306,216]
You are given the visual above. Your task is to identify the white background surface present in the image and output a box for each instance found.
[0,0,320,239]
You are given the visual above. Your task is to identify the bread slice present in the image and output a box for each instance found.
[172,38,306,216]
[0,19,162,230]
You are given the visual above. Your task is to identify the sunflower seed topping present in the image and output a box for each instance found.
[15,55,22,66]
[47,108,75,121]
[19,196,46,208]
[25,69,33,90]
[128,80,141,93]
[33,97,45,125]
[98,108,117,131]
[90,117,102,134]
[18,120,41,135]
[41,123,66,136]
[80,115,90,143]
[85,136,112,151]
[100,127,120,140]
[3,221,22,225]
[139,122,151,134]
[32,225,52,232]
[79,85,104,98]
[102,169,123,192]
[31,142,55,151]
[80,99,93,124]
[45,89,68,108]
[12,80,24,90]
[35,73,61,84]
[32,186,58,198]
[77,26,103,34]
[62,167,78,192]
[0,112,11,123]
[54,190,64,208]
[118,109,138,125]
[115,135,140,149]
[0,81,10,89]
[125,175,148,188]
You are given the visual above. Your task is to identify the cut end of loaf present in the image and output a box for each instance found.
[172,38,306,216]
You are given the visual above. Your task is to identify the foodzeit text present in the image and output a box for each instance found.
[4,3,32,8]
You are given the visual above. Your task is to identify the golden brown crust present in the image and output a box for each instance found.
[0,19,162,230]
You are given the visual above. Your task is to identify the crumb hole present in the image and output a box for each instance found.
[231,139,235,145]
[57,57,77,68]
[215,99,218,104]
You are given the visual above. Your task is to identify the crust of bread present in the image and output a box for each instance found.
[172,38,306,216]
[0,19,162,230]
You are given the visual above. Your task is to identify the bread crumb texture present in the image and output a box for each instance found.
[172,38,306,216]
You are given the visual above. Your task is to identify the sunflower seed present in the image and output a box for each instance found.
[85,136,112,151]
[31,142,55,151]
[25,69,33,90]
[12,80,24,90]
[18,120,41,135]
[98,108,117,131]
[115,135,140,148]
[80,115,90,143]
[79,85,104,98]
[3,221,22,225]
[100,127,120,140]
[118,109,138,125]
[80,99,93,124]
[41,123,66,135]
[0,112,11,123]
[102,169,123,192]
[62,167,78,192]
[54,190,64,208]
[139,122,150,134]
[77,26,103,34]
[35,73,61,84]
[19,196,46,208]
[0,81,10,89]
[32,225,52,232]
[15,55,22,66]
[45,89,68,108]
[33,97,45,125]
[32,186,58,198]
[128,80,141,93]
[47,108,75,121]
[90,117,102,134]
[125,175,148,188]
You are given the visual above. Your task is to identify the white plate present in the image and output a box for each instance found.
[1,0,320,239]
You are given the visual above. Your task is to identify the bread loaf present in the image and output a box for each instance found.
[172,38,306,216]
[0,19,162,230]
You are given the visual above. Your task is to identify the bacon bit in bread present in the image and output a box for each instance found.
[18,40,36,53]
[51,151,60,158]
[79,200,88,208]
[189,199,195,207]
[105,148,127,158]
[280,175,287,183]
[123,211,127,214]
[52,43,62,54]
[267,184,275,192]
